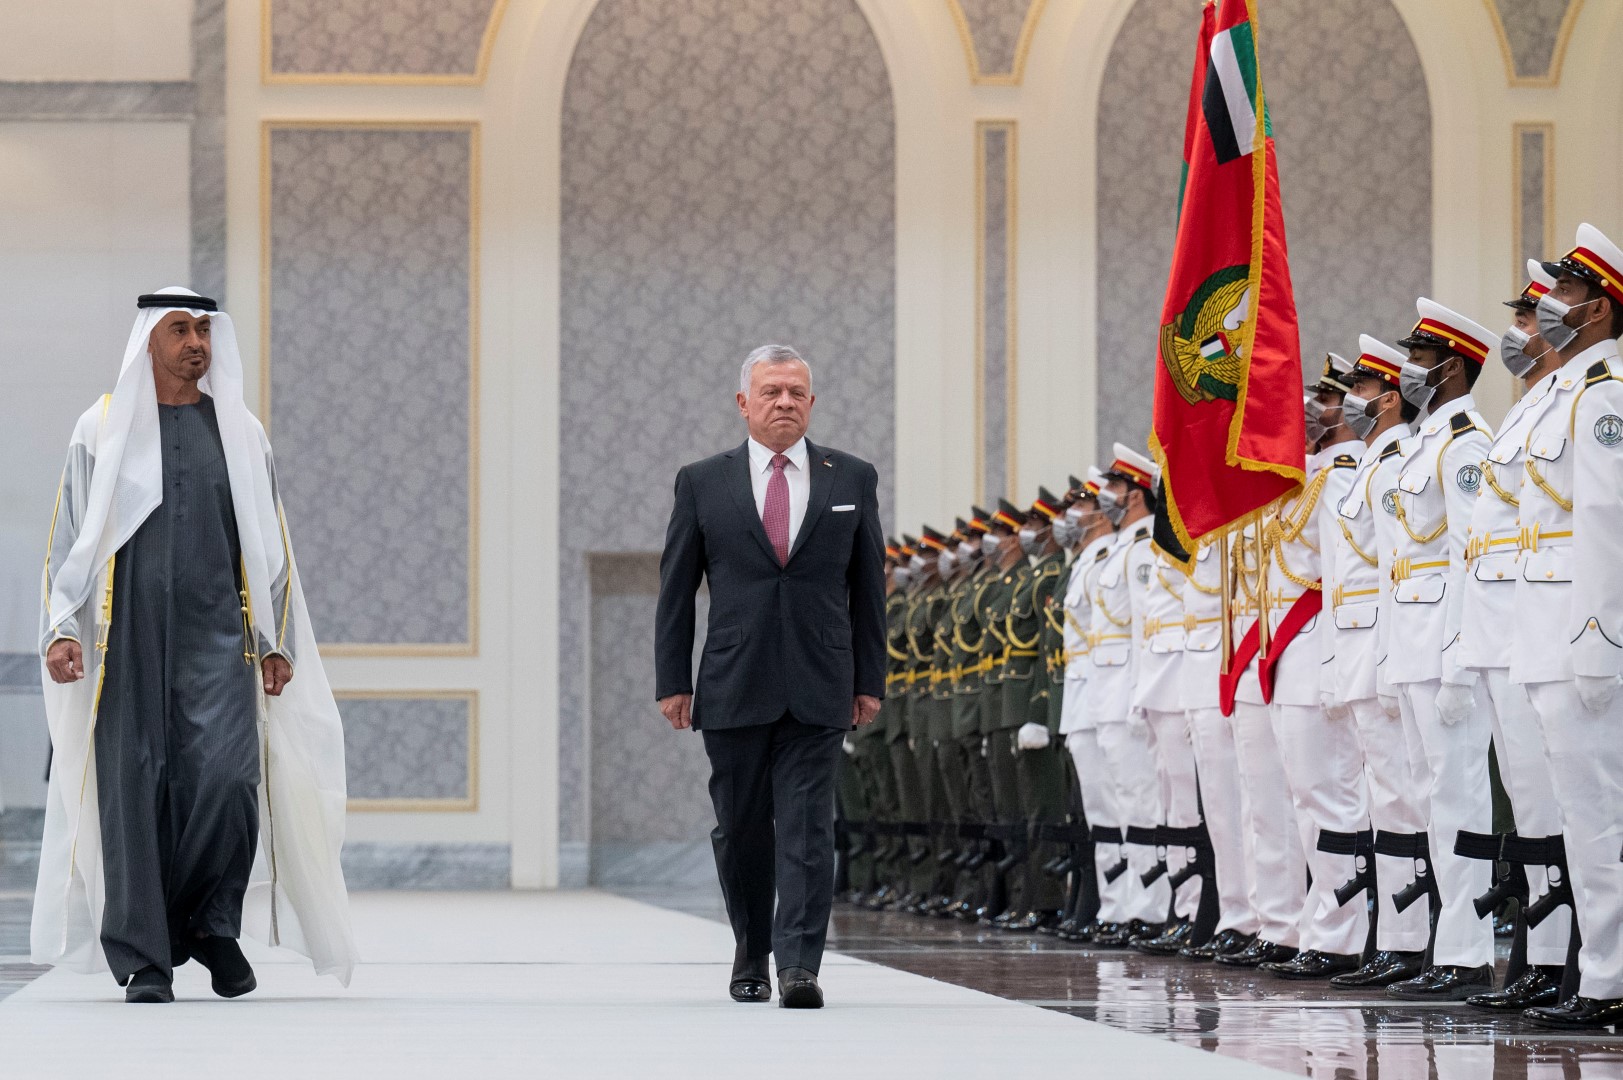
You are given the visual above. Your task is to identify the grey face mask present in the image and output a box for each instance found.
[980,532,1001,558]
[909,554,927,575]
[1535,293,1599,354]
[1399,359,1437,413]
[1097,488,1127,526]
[892,566,911,587]
[1500,326,1549,379]
[1051,519,1080,549]
[1018,527,1041,557]
[957,540,978,563]
[1304,396,1327,444]
[1341,391,1384,439]
[938,549,955,575]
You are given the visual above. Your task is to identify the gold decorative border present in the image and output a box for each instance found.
[260,119,481,657]
[1511,121,1556,298]
[974,120,1019,503]
[947,0,1049,86]
[261,0,509,85]
[1483,0,1584,88]
[338,689,480,812]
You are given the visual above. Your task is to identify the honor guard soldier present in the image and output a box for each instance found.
[1514,225,1623,1030]
[1383,298,1499,1001]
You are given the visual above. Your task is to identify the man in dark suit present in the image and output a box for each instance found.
[655,344,887,1009]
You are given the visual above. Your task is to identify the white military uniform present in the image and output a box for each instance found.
[1333,419,1431,954]
[1265,440,1370,958]
[1458,368,1570,967]
[1386,391,1495,969]
[1131,547,1200,921]
[1062,529,1125,924]
[1180,541,1260,940]
[1230,521,1306,950]
[1511,331,1623,1000]
[1090,520,1168,924]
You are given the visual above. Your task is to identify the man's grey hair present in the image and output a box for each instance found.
[739,344,813,396]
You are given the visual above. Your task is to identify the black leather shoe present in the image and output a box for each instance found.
[124,966,174,1004]
[1329,950,1424,989]
[1180,928,1251,962]
[1262,949,1360,981]
[1524,995,1623,1030]
[1094,919,1158,948]
[1215,938,1298,968]
[1468,967,1562,1011]
[1386,964,1495,1001]
[190,935,257,999]
[991,909,1023,930]
[1135,919,1194,956]
[777,967,824,1010]
[730,946,771,1003]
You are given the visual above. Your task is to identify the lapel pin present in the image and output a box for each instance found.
[823,459,833,468]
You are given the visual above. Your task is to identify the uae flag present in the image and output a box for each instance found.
[1150,0,1304,565]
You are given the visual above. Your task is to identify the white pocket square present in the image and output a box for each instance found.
[832,504,856,512]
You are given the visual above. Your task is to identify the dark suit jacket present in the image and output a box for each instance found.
[654,437,886,731]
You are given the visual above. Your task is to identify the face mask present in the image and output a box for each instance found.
[938,549,955,574]
[1399,360,1437,413]
[1097,488,1127,526]
[1304,396,1327,444]
[957,540,977,563]
[1535,293,1600,354]
[1018,527,1041,556]
[909,554,927,575]
[1341,391,1387,440]
[1051,519,1080,549]
[891,566,911,587]
[980,532,1001,558]
[1499,326,1549,379]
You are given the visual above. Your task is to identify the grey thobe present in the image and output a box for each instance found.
[95,396,261,982]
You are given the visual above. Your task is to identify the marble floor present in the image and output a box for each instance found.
[0,890,1285,1079]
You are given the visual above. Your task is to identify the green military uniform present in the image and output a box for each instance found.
[945,542,999,914]
[1016,545,1072,916]
[895,573,943,903]
[858,580,910,902]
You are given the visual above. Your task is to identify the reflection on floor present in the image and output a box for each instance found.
[620,884,1623,1080]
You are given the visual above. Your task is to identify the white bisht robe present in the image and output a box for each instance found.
[33,288,356,985]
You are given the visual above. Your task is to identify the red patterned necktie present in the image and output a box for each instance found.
[763,453,791,565]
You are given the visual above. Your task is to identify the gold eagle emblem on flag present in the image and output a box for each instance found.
[1159,264,1250,406]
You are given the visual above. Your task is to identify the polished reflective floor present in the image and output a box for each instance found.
[619,883,1623,1080]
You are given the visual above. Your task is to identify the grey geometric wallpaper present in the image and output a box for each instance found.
[339,694,474,803]
[1095,0,1431,462]
[267,125,474,648]
[979,121,1014,504]
[953,0,1044,80]
[1491,0,1579,82]
[558,0,896,843]
[1518,126,1552,294]
[267,0,502,78]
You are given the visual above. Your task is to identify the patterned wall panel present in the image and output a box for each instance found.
[948,0,1047,84]
[977,120,1016,503]
[263,0,506,83]
[587,555,715,845]
[558,0,896,843]
[1515,124,1555,295]
[338,692,477,808]
[1488,0,1582,86]
[1096,0,1430,462]
[265,123,477,652]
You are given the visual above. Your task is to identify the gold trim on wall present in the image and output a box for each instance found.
[260,119,481,658]
[947,0,1049,86]
[1482,0,1584,88]
[974,119,1019,504]
[1511,121,1556,298]
[337,689,480,812]
[261,0,510,85]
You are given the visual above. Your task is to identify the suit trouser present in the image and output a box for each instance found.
[1271,700,1369,956]
[1529,679,1623,998]
[1014,741,1068,911]
[1187,706,1261,937]
[1068,727,1130,923]
[701,715,845,974]
[1345,695,1432,952]
[1143,708,1202,919]
[1095,718,1169,923]
[1482,668,1571,967]
[1231,700,1305,946]
[1398,677,1494,968]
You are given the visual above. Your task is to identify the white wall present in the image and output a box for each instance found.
[0,0,193,82]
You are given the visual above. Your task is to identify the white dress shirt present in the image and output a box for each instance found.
[747,436,810,549]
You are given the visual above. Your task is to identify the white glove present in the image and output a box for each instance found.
[1017,722,1052,751]
[1066,730,1089,752]
[842,736,857,757]
[1377,693,1401,719]
[1435,681,1474,726]
[1576,674,1622,713]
